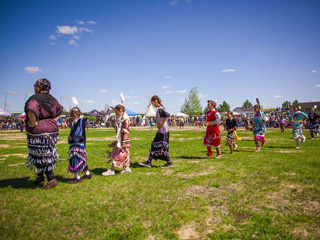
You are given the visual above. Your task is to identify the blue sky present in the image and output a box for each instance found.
[0,0,319,114]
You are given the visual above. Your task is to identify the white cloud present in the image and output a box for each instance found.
[99,89,107,93]
[161,85,171,89]
[199,94,208,98]
[69,39,78,46]
[169,0,178,6]
[111,100,117,103]
[165,76,172,79]
[87,20,97,25]
[222,69,236,72]
[72,35,80,40]
[315,84,320,88]
[312,70,317,73]
[274,95,283,98]
[57,25,78,35]
[186,0,192,2]
[79,27,92,33]
[176,90,187,93]
[25,66,42,74]
[164,91,173,94]
[50,42,56,45]
[129,90,134,93]
[49,34,56,40]
[84,100,95,104]
[76,20,85,25]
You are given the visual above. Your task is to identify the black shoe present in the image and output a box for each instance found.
[139,161,151,167]
[33,175,45,184]
[161,162,173,168]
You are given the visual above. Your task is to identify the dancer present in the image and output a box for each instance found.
[203,100,221,158]
[278,116,286,134]
[308,108,319,140]
[103,104,131,176]
[252,99,269,152]
[25,78,63,189]
[67,107,92,183]
[139,95,173,168]
[225,111,238,154]
[292,105,308,149]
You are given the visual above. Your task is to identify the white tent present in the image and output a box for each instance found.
[0,108,11,117]
[145,104,156,117]
[176,112,188,117]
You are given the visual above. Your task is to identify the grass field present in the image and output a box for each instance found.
[0,126,319,240]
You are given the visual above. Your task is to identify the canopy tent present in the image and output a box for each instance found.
[145,104,156,117]
[126,109,139,116]
[176,112,188,117]
[18,112,26,118]
[0,108,11,117]
[85,109,104,117]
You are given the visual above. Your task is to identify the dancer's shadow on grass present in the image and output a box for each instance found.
[265,146,296,149]
[177,155,214,160]
[0,177,38,189]
[91,168,106,175]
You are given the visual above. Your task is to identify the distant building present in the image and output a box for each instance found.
[299,102,320,113]
[233,107,255,117]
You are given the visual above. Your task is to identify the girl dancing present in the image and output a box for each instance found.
[203,100,221,158]
[225,111,238,154]
[252,99,269,152]
[139,95,173,168]
[68,107,92,183]
[103,104,132,176]
[292,105,308,149]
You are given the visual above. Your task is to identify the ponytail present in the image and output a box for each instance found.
[151,95,165,109]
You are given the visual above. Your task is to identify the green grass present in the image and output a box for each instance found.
[0,126,319,239]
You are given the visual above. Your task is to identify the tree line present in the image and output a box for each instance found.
[180,87,300,115]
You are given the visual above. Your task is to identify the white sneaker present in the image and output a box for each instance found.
[102,169,115,176]
[296,146,299,149]
[120,167,131,174]
[302,136,306,143]
[311,138,314,140]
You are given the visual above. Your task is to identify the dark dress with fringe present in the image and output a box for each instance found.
[149,107,171,161]
[68,117,88,173]
[25,93,63,173]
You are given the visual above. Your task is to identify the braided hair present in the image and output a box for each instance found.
[151,95,165,108]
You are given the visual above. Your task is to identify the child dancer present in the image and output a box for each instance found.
[225,111,238,154]
[308,108,319,140]
[252,102,269,152]
[278,116,286,134]
[68,107,92,183]
[203,100,221,158]
[103,104,131,176]
[292,105,308,149]
[139,95,173,168]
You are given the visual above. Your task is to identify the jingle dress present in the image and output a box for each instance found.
[68,117,89,173]
[253,111,268,142]
[25,93,63,173]
[203,110,221,148]
[292,111,308,139]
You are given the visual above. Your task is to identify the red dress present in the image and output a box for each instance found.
[203,110,221,147]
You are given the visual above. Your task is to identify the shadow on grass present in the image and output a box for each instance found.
[55,175,73,183]
[266,146,296,149]
[177,155,212,160]
[91,168,106,175]
[0,177,38,189]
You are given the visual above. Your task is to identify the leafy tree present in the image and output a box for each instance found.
[217,101,231,112]
[203,106,208,114]
[292,99,299,105]
[282,101,291,109]
[242,99,253,108]
[180,87,202,115]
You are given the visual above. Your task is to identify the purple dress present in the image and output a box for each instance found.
[25,93,63,173]
[149,107,171,161]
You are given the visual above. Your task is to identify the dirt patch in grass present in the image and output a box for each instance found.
[177,172,213,178]
[1,153,28,159]
[162,169,174,175]
[284,172,299,176]
[173,137,203,141]
[278,150,297,153]
[176,222,200,240]
[0,134,26,141]
[0,144,10,148]
[8,162,25,167]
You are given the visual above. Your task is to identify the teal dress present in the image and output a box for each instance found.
[292,111,308,139]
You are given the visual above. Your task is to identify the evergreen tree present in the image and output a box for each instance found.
[282,101,291,109]
[292,99,299,105]
[217,101,231,112]
[242,99,253,108]
[180,87,202,115]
